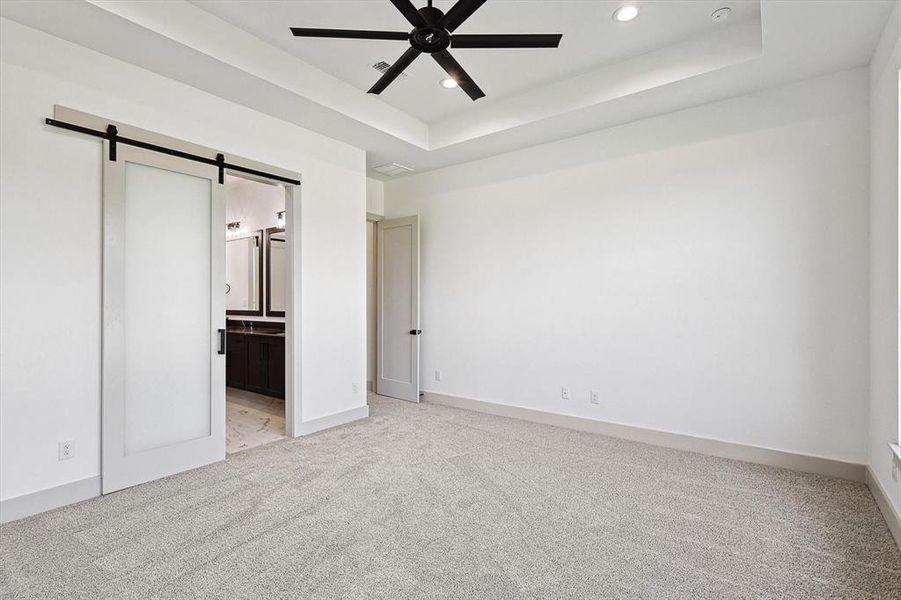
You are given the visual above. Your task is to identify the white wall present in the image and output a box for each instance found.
[868,3,901,514]
[0,18,367,502]
[366,177,385,216]
[385,68,871,463]
[225,174,285,234]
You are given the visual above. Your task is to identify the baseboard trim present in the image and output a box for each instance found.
[423,392,866,482]
[1,405,370,523]
[295,405,369,436]
[866,466,901,550]
[0,476,101,524]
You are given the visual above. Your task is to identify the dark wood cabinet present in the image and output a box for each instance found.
[268,340,285,397]
[226,333,246,388]
[245,336,269,395]
[226,331,285,398]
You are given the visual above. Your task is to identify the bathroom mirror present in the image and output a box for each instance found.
[226,230,263,315]
[266,228,286,317]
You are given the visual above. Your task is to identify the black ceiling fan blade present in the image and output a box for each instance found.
[432,50,485,100]
[290,27,409,41]
[442,0,488,32]
[451,33,562,49]
[390,0,428,28]
[368,46,422,95]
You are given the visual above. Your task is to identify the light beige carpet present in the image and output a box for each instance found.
[0,395,898,599]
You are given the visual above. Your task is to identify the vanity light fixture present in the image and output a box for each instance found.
[613,5,639,22]
[276,210,286,228]
[226,221,242,237]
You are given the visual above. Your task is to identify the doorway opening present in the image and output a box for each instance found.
[224,174,288,453]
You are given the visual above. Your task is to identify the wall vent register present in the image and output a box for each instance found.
[372,162,415,177]
[372,60,409,78]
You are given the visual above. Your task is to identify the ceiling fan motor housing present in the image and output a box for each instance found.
[410,7,450,53]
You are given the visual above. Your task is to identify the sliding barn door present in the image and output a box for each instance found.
[102,143,225,494]
[377,216,420,402]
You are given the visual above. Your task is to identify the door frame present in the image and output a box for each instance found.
[282,183,300,437]
[366,214,382,395]
[56,105,304,492]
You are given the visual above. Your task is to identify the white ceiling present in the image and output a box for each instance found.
[189,0,761,123]
[0,0,895,178]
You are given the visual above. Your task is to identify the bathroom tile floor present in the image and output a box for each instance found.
[226,387,285,454]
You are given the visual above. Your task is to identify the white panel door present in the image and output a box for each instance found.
[377,216,420,402]
[102,143,225,494]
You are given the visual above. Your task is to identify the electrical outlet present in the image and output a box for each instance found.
[589,391,600,405]
[434,370,442,382]
[352,383,359,394]
[58,440,74,461]
[561,387,570,400]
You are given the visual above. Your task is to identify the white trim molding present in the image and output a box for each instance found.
[423,392,867,482]
[0,402,370,523]
[295,405,369,436]
[866,465,901,550]
[0,476,101,524]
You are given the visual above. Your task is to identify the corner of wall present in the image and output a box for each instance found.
[366,177,385,217]
[867,0,901,522]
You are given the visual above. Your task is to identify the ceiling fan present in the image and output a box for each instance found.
[290,0,562,101]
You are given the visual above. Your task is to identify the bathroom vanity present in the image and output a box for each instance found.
[226,322,285,398]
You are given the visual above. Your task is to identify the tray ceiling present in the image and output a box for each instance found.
[0,0,895,177]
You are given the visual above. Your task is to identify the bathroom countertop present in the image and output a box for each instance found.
[226,327,285,338]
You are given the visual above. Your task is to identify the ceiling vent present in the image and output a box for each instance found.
[372,162,414,177]
[371,60,408,78]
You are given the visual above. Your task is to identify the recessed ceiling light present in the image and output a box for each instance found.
[613,5,639,23]
[439,77,458,89]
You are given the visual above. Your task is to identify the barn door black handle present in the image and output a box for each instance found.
[217,329,226,355]
[409,329,422,335]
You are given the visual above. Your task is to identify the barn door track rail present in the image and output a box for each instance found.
[45,117,301,186]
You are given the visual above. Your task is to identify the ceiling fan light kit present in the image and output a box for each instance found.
[290,0,563,101]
